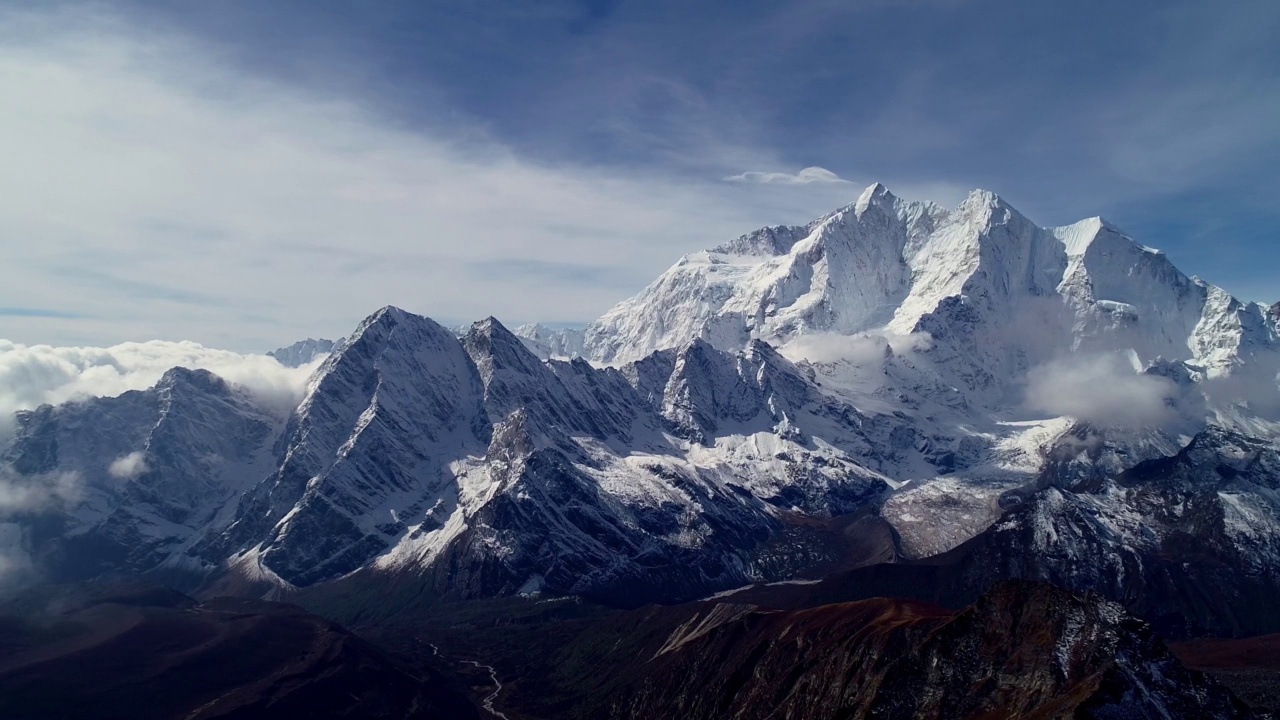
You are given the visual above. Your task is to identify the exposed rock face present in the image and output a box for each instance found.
[964,425,1280,638]
[507,581,1259,720]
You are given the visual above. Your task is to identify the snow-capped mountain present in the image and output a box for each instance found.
[200,308,493,587]
[513,323,585,360]
[205,311,897,602]
[268,338,336,368]
[2,184,1277,637]
[579,184,1278,383]
[1,367,282,581]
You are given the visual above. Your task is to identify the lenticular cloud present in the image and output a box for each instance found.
[0,339,323,423]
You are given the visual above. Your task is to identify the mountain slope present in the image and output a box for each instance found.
[1,368,281,585]
[202,307,492,586]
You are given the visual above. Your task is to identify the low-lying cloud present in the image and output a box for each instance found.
[0,469,81,514]
[0,339,324,426]
[0,468,81,591]
[0,521,32,589]
[724,166,851,185]
[1024,352,1181,429]
[1204,363,1280,421]
[107,451,149,481]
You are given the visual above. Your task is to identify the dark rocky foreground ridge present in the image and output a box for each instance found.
[1172,633,1280,714]
[402,580,1267,719]
[2,579,1271,718]
[0,584,478,720]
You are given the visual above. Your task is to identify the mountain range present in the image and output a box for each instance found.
[2,183,1278,717]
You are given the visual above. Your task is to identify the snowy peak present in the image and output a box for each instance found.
[661,339,757,442]
[467,316,645,441]
[853,181,895,214]
[206,305,491,585]
[156,365,227,394]
[267,338,335,368]
[659,337,817,445]
[1,363,279,580]
[579,184,1279,402]
[513,322,585,360]
[464,316,544,382]
[298,305,481,437]
[1054,216,1135,257]
[888,185,1061,340]
[350,304,416,341]
[583,182,1061,365]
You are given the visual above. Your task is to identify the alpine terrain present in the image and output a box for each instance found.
[2,183,1277,717]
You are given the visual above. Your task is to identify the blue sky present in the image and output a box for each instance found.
[1,0,1277,350]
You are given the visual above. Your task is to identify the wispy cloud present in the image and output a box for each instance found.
[2,1,1275,348]
[0,468,81,591]
[0,9,820,350]
[466,259,638,287]
[0,308,84,319]
[724,166,850,185]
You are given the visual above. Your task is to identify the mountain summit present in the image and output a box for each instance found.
[579,184,1277,393]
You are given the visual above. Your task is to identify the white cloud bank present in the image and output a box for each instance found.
[1024,353,1180,429]
[0,339,321,425]
[724,166,851,185]
[0,337,318,589]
